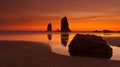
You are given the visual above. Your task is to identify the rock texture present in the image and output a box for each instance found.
[61,16,71,32]
[69,34,112,59]
[47,23,52,32]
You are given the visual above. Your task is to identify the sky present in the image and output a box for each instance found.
[0,0,120,31]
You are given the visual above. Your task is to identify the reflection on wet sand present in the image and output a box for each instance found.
[61,33,69,47]
[47,33,52,40]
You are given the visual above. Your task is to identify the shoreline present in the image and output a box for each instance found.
[0,40,120,67]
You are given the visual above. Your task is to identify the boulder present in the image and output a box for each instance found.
[61,16,71,32]
[68,34,112,59]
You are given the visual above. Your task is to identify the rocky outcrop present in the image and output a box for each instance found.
[68,34,112,59]
[61,16,71,32]
[103,29,114,33]
[47,23,52,32]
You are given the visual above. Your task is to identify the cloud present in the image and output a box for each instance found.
[0,0,120,30]
[1,0,120,14]
[0,16,41,25]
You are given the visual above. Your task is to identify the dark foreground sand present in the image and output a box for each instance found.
[0,41,120,67]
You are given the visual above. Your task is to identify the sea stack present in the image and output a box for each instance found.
[61,16,71,32]
[47,23,52,32]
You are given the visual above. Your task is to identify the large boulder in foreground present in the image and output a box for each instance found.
[61,16,71,32]
[69,34,112,59]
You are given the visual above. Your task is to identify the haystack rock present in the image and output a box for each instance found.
[47,23,52,32]
[61,16,71,32]
[68,34,112,59]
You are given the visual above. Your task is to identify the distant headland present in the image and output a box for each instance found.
[93,30,120,33]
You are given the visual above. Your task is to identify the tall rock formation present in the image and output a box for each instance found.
[47,23,52,32]
[61,16,71,32]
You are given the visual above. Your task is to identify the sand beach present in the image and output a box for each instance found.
[0,40,120,67]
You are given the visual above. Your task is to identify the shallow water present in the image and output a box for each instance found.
[0,32,120,61]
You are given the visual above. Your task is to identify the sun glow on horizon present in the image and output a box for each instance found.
[0,0,120,31]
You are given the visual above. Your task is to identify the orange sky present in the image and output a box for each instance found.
[0,0,120,31]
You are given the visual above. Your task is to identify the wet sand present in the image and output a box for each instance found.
[0,40,120,67]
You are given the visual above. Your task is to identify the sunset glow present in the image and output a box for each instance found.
[0,0,120,31]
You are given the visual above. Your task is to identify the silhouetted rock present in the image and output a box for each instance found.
[47,23,52,32]
[61,16,71,32]
[93,30,102,33]
[116,31,120,33]
[103,29,114,33]
[69,34,112,59]
[56,29,60,32]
